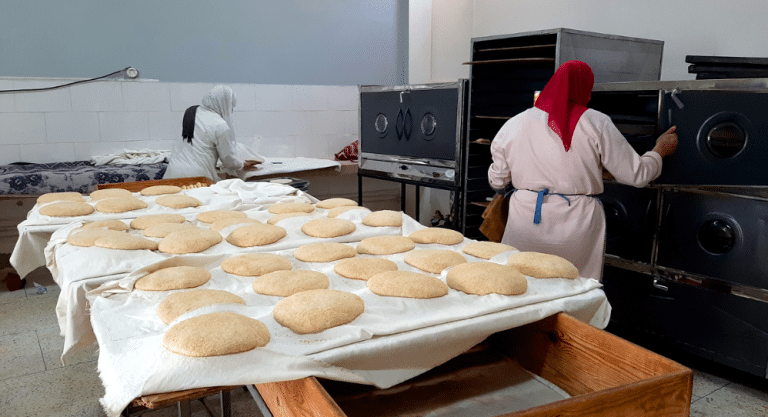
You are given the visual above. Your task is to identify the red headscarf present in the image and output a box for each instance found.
[534,60,594,151]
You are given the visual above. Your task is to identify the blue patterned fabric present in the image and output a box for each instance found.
[0,161,167,195]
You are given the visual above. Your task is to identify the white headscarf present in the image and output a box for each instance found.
[201,85,237,134]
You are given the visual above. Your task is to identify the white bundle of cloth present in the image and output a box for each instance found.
[90,149,171,166]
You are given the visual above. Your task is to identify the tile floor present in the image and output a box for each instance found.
[2,269,768,417]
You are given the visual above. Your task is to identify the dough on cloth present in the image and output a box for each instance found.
[301,218,356,238]
[367,271,449,299]
[89,188,132,201]
[139,185,182,196]
[268,202,314,214]
[252,270,330,297]
[93,233,158,251]
[81,219,129,231]
[334,257,398,281]
[404,249,467,274]
[94,197,148,214]
[408,227,464,245]
[226,223,286,247]
[39,202,94,217]
[134,265,212,291]
[462,241,517,260]
[155,194,202,209]
[362,210,403,227]
[316,198,358,209]
[143,222,198,238]
[355,235,415,255]
[221,253,293,277]
[196,210,247,224]
[210,217,260,231]
[327,206,369,218]
[507,252,579,279]
[272,289,364,334]
[267,213,311,225]
[67,228,126,247]
[157,289,246,324]
[162,312,270,357]
[293,242,356,263]
[130,214,186,230]
[37,192,84,204]
[446,262,527,296]
[158,229,222,254]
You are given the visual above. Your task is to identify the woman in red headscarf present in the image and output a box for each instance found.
[487,61,678,280]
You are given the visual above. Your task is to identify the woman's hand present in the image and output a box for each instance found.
[243,160,262,170]
[653,126,679,158]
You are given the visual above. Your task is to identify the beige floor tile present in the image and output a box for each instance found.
[24,281,61,300]
[0,284,28,304]
[0,295,59,337]
[692,368,732,397]
[37,324,98,370]
[690,382,768,417]
[0,331,46,381]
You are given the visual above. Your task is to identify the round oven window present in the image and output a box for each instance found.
[374,113,388,134]
[697,219,736,254]
[421,113,437,138]
[706,121,745,158]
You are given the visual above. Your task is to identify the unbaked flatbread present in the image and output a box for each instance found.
[267,213,311,225]
[81,219,129,231]
[268,202,315,214]
[272,289,364,334]
[403,249,467,274]
[446,262,528,296]
[157,289,246,325]
[37,192,84,204]
[462,241,517,260]
[158,229,222,254]
[293,242,356,263]
[155,194,202,209]
[408,228,465,245]
[94,197,148,213]
[301,218,356,238]
[507,252,579,279]
[39,202,94,217]
[327,206,369,218]
[143,222,199,238]
[67,228,126,247]
[135,266,212,291]
[367,271,449,299]
[139,185,182,196]
[196,210,247,224]
[356,235,415,255]
[362,210,403,227]
[252,270,330,297]
[94,233,159,251]
[334,257,398,281]
[130,214,186,230]
[89,188,133,201]
[210,217,261,231]
[221,253,293,277]
[162,312,270,357]
[226,223,287,247]
[316,198,358,209]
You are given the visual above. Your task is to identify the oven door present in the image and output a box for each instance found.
[598,182,658,264]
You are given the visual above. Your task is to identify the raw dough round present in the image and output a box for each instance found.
[37,192,84,204]
[334,257,398,281]
[408,228,465,245]
[162,312,270,357]
[462,241,517,260]
[362,210,403,227]
[367,271,449,299]
[268,202,315,214]
[130,214,186,230]
[267,213,311,225]
[293,242,356,263]
[39,201,94,217]
[139,185,182,196]
[356,235,415,255]
[252,270,330,296]
[135,266,212,291]
[226,223,287,247]
[221,253,293,277]
[89,188,132,201]
[446,262,527,296]
[143,222,198,238]
[67,228,126,247]
[157,289,246,324]
[196,210,247,224]
[316,198,358,209]
[158,229,222,254]
[403,249,467,274]
[507,252,579,279]
[301,218,356,238]
[81,219,129,232]
[272,289,364,334]
[94,197,148,213]
[94,233,158,251]
[155,195,202,209]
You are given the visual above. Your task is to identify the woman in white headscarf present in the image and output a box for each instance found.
[164,85,261,182]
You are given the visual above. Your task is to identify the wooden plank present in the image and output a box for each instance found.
[255,378,347,417]
[131,385,238,409]
[97,176,213,192]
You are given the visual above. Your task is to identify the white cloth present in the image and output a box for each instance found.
[90,149,171,166]
[241,157,341,180]
[488,107,662,279]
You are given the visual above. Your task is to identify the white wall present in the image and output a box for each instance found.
[0,79,359,165]
[411,0,768,83]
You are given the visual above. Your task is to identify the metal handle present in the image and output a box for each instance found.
[652,276,669,291]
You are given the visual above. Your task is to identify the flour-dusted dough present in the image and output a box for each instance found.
[196,210,247,224]
[316,198,358,209]
[94,233,159,251]
[157,289,246,324]
[143,222,199,238]
[134,265,212,291]
[94,197,148,213]
[362,210,403,227]
[507,251,579,279]
[268,202,315,214]
[334,257,398,281]
[272,289,364,334]
[252,270,330,297]
[158,229,222,254]
[367,271,449,299]
[462,241,517,260]
[37,192,84,204]
[226,223,286,247]
[39,201,94,217]
[327,206,369,218]
[210,217,260,231]
[408,227,465,245]
[89,188,133,201]
[221,253,293,277]
[403,249,467,274]
[139,185,182,196]
[267,213,311,225]
[355,235,415,255]
[155,194,202,209]
[67,228,126,247]
[301,218,356,238]
[162,312,270,357]
[81,219,129,232]
[446,262,527,296]
[293,242,356,263]
[130,214,186,230]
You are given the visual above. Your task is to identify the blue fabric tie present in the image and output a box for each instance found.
[533,189,570,225]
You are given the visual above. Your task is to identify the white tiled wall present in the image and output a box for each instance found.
[0,78,360,165]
